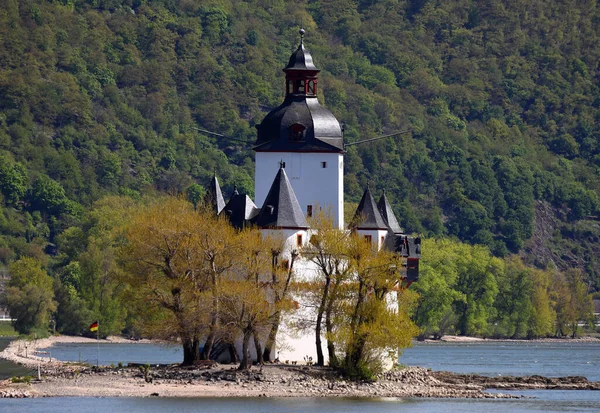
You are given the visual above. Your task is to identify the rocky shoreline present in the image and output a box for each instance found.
[1,335,599,399]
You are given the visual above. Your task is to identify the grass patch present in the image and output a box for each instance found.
[0,320,17,336]
[10,375,33,384]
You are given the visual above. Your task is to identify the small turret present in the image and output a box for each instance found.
[254,162,308,229]
[205,173,225,215]
[351,186,388,230]
[377,189,403,234]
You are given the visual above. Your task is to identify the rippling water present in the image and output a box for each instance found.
[400,341,600,381]
[0,337,34,380]
[2,339,600,412]
[2,392,600,413]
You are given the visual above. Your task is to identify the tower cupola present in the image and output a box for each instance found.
[254,29,345,229]
[254,29,343,152]
[283,29,319,97]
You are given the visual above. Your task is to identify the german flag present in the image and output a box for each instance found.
[89,321,99,332]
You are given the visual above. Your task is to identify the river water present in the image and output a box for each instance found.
[1,339,599,412]
[0,337,34,380]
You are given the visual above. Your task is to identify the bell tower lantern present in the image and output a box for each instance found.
[254,29,345,229]
[284,29,318,97]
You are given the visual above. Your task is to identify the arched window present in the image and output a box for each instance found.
[289,123,306,142]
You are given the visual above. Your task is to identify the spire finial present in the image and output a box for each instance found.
[299,28,305,46]
[279,159,285,169]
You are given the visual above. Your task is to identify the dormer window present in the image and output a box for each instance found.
[289,123,306,142]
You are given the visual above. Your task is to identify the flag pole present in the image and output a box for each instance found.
[96,322,99,368]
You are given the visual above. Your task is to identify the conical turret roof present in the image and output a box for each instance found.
[205,174,225,214]
[254,165,308,229]
[377,190,403,233]
[351,186,388,230]
[220,190,260,229]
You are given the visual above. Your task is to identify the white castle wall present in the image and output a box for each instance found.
[356,229,390,250]
[255,152,344,229]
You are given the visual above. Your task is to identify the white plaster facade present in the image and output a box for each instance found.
[356,229,390,250]
[255,152,344,229]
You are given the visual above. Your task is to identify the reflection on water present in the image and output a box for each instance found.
[0,337,35,380]
[2,340,600,412]
[2,393,600,413]
[401,341,600,381]
[39,342,182,367]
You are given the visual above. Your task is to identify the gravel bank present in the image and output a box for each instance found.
[1,335,598,399]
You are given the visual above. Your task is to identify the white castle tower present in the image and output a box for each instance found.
[208,30,421,366]
[254,29,344,229]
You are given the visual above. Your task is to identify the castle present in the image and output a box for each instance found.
[210,30,420,364]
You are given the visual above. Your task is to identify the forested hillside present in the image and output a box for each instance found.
[1,0,600,291]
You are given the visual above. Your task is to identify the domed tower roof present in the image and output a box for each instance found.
[254,29,344,152]
[284,29,318,72]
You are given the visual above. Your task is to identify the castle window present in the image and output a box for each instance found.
[321,161,327,168]
[364,235,372,244]
[297,233,303,246]
[295,79,305,94]
[307,205,313,217]
[289,123,306,142]
[381,236,385,246]
[307,80,316,95]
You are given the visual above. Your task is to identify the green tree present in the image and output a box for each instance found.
[28,176,69,216]
[453,244,500,337]
[492,257,533,338]
[412,238,464,339]
[1,257,56,334]
[0,154,27,206]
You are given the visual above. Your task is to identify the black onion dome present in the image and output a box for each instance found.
[284,43,319,72]
[255,97,343,151]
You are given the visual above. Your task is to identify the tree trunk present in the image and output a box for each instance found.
[238,328,253,370]
[264,250,297,362]
[202,269,219,360]
[202,322,216,360]
[315,273,331,366]
[263,312,280,362]
[228,343,239,364]
[253,330,264,365]
[182,336,200,366]
[345,279,366,369]
[325,279,339,366]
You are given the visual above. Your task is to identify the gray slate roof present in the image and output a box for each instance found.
[377,190,404,234]
[254,36,343,152]
[284,42,319,72]
[220,191,260,230]
[205,174,225,214]
[254,97,344,152]
[351,186,388,230]
[253,166,308,229]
